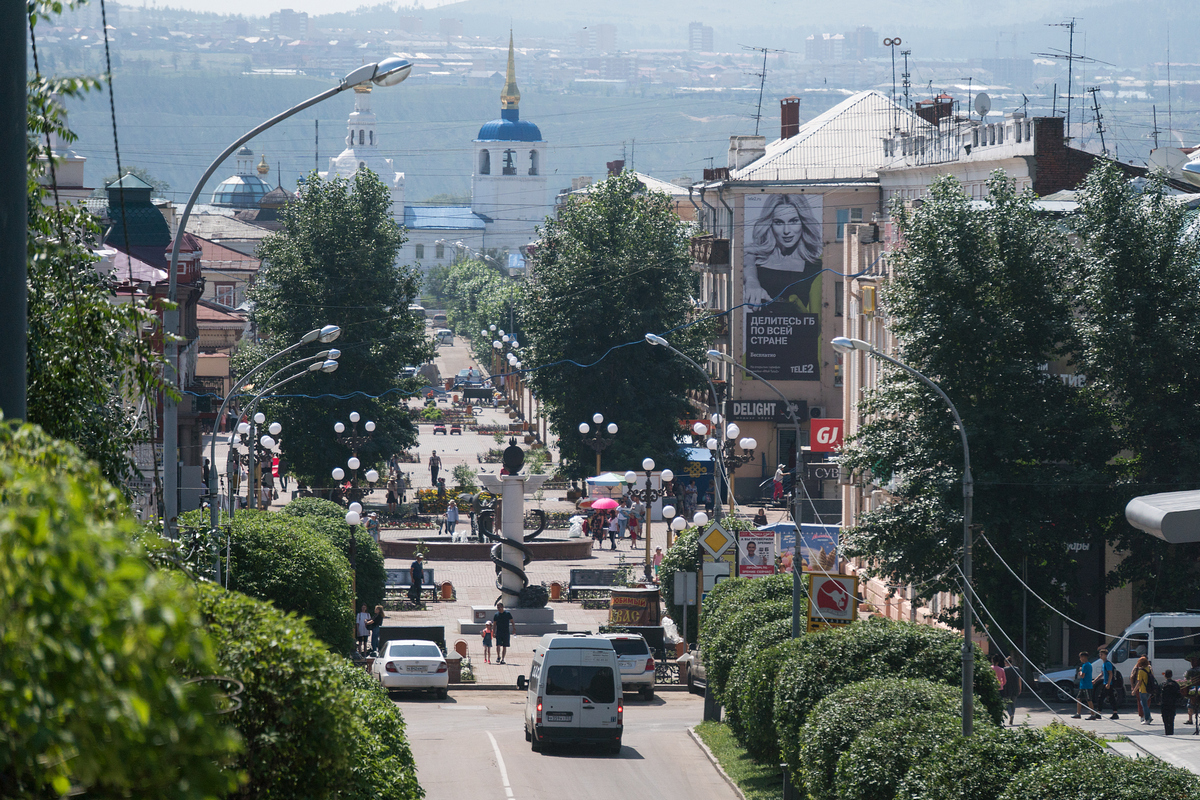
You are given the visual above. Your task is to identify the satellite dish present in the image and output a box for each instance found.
[974,92,992,118]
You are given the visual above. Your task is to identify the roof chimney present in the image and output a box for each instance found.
[606,159,625,177]
[727,135,767,170]
[781,97,800,139]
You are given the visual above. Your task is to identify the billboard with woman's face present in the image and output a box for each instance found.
[742,193,823,381]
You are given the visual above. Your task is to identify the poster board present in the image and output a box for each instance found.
[737,530,776,577]
[780,524,840,574]
[806,573,858,633]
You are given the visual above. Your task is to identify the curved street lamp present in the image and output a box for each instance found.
[164,55,412,530]
[625,458,673,578]
[831,335,975,736]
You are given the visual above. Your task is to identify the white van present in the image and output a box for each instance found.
[1035,613,1200,702]
[517,634,623,754]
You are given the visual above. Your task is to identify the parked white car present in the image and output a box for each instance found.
[371,640,449,697]
[598,633,656,700]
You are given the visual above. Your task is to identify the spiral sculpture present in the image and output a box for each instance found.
[479,506,546,606]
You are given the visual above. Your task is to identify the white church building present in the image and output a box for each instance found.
[319,33,549,271]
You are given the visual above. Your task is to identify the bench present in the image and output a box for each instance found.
[568,568,623,599]
[385,568,438,601]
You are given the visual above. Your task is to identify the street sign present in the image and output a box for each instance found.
[702,558,731,592]
[700,520,733,558]
[806,573,858,633]
[673,571,698,606]
[810,419,844,452]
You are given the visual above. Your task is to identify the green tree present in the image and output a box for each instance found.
[1070,163,1200,610]
[440,257,512,363]
[838,174,1114,658]
[26,67,169,489]
[0,422,241,798]
[519,171,707,477]
[280,496,386,609]
[239,170,434,486]
[421,263,452,305]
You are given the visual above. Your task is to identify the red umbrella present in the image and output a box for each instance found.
[592,497,619,510]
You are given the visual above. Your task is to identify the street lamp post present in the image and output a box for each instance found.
[164,57,412,534]
[625,459,673,579]
[643,333,730,521]
[345,506,362,651]
[334,412,378,505]
[831,336,975,736]
[695,419,757,517]
[579,413,617,476]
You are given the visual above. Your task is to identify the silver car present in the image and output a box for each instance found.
[370,640,449,697]
[599,633,656,700]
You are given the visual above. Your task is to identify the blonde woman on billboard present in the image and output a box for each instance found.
[743,193,823,312]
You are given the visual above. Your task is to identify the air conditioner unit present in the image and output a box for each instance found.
[809,406,825,419]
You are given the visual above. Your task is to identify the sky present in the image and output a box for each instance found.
[155,0,456,15]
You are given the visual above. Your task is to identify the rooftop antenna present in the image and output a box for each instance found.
[1021,93,1029,118]
[741,44,784,136]
[884,37,902,130]
[1087,87,1106,155]
[1035,19,1113,143]
[960,76,975,121]
[1152,105,1160,149]
[1167,30,1173,142]
[314,119,319,173]
[901,48,912,134]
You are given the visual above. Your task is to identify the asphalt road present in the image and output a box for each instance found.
[396,690,738,800]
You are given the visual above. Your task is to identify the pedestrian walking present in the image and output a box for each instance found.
[1097,648,1120,719]
[201,457,211,488]
[396,471,407,505]
[608,511,619,550]
[1133,656,1154,724]
[277,456,289,491]
[446,500,460,536]
[368,604,384,654]
[1001,656,1022,725]
[356,604,370,654]
[408,553,424,605]
[685,482,698,517]
[493,602,514,664]
[653,547,663,578]
[481,622,494,664]
[617,497,630,539]
[1161,669,1181,735]
[429,450,442,486]
[773,464,785,502]
[591,512,605,549]
[386,486,398,515]
[1072,651,1099,719]
[366,512,380,543]
[991,653,1008,695]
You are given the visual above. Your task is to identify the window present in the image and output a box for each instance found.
[415,244,425,260]
[608,638,650,656]
[387,643,443,658]
[1110,633,1149,665]
[836,208,863,240]
[502,149,517,175]
[435,243,445,260]
[359,129,365,145]
[1153,628,1200,660]
[835,281,844,317]
[529,149,539,175]
[834,351,843,387]
[214,283,236,306]
[545,665,616,703]
[369,130,374,145]
[479,149,490,175]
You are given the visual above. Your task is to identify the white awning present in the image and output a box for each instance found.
[1125,490,1200,543]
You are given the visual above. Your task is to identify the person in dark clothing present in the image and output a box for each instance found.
[1001,656,1022,725]
[408,554,424,605]
[367,604,384,655]
[493,602,515,664]
[1161,669,1182,735]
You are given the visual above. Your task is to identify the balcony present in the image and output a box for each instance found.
[689,235,730,273]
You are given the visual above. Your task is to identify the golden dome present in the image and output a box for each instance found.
[257,155,270,175]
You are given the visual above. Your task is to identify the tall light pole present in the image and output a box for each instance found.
[579,413,617,476]
[707,350,804,637]
[625,459,673,578]
[831,336,975,736]
[0,0,25,423]
[643,332,729,521]
[164,58,412,535]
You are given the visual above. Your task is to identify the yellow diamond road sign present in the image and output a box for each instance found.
[700,521,733,559]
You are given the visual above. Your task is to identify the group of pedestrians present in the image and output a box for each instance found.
[1071,647,1191,735]
[589,496,646,550]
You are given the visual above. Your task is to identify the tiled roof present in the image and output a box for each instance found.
[731,90,930,182]
[403,205,488,230]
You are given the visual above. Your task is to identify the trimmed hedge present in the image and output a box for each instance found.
[728,634,795,761]
[998,749,1200,800]
[226,510,354,653]
[704,597,792,704]
[281,499,386,610]
[835,712,963,800]
[699,573,798,700]
[798,678,994,800]
[774,617,1003,780]
[896,722,1098,800]
[199,584,423,800]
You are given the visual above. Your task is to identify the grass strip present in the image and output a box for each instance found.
[695,721,784,800]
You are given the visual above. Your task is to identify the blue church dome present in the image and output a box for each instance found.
[476,109,543,143]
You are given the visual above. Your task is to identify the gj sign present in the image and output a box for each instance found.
[810,419,843,452]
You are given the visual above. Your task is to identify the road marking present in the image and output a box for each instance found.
[486,730,513,799]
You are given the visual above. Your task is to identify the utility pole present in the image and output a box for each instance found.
[0,0,26,422]
[315,119,319,173]
[1036,19,1112,144]
[884,37,902,129]
[1088,87,1106,155]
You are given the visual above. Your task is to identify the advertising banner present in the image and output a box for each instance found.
[737,530,776,577]
[809,418,844,452]
[780,523,840,574]
[742,193,824,381]
[806,573,858,632]
[609,587,662,627]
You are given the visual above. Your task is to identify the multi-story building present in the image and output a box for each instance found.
[688,22,714,53]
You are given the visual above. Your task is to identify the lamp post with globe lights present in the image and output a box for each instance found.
[624,459,675,577]
[579,413,618,477]
[344,504,364,652]
[333,412,378,505]
[694,419,757,516]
